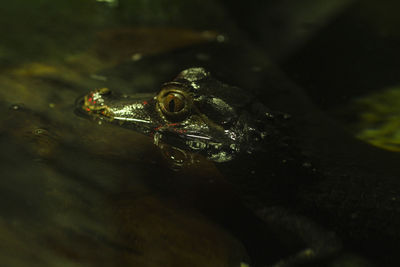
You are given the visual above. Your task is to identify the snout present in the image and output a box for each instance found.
[75,88,159,135]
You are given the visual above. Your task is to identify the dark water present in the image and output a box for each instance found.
[1,1,400,267]
[0,1,249,266]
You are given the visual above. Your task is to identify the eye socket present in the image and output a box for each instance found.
[162,92,185,113]
[157,85,191,120]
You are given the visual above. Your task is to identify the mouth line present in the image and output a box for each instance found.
[185,134,211,140]
[112,116,152,124]
[154,129,224,151]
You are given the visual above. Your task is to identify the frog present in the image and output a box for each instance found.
[75,67,342,266]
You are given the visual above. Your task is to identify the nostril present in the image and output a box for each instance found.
[83,88,111,108]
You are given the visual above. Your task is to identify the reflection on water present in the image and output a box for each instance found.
[3,0,400,266]
[0,0,248,266]
[1,99,248,266]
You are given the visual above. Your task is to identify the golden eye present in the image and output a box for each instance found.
[163,92,185,113]
[157,83,192,120]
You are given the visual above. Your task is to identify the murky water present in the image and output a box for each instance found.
[2,1,400,267]
[0,1,249,266]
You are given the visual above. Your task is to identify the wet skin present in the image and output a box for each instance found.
[76,67,290,167]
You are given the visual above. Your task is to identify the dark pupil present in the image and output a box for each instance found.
[164,93,184,112]
[169,98,175,112]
